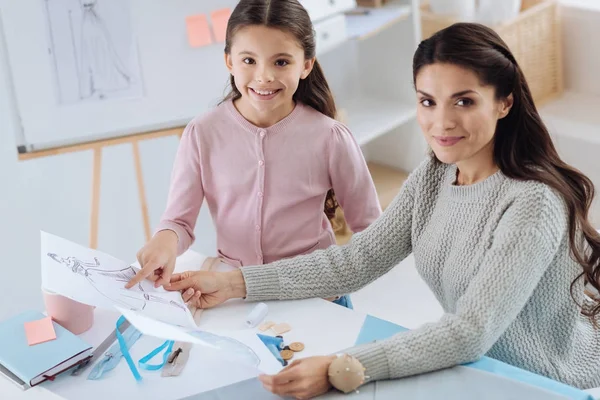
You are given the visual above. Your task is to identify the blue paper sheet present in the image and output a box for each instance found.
[355,315,593,400]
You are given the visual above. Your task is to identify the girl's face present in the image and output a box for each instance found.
[225,25,314,126]
[415,63,513,166]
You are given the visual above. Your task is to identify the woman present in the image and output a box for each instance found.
[160,23,600,398]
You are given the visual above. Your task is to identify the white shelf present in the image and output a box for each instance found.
[345,3,412,40]
[318,2,412,57]
[540,91,600,145]
[343,98,416,146]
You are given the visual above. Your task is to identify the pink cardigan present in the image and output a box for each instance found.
[156,99,381,267]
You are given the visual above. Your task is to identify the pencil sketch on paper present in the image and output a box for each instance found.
[46,253,187,313]
[41,232,194,328]
[44,0,144,104]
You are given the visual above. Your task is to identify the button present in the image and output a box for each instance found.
[258,192,263,197]
[258,160,264,166]
[259,130,266,138]
[258,321,275,332]
[255,224,261,231]
[272,322,291,335]
[280,350,294,361]
[289,342,305,352]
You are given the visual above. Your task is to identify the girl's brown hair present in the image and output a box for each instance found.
[223,0,342,223]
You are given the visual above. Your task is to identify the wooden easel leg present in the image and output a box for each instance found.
[90,147,102,249]
[132,140,152,243]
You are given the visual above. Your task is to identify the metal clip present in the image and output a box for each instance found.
[161,342,192,377]
[167,348,182,364]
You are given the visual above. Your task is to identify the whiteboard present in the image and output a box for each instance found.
[0,0,241,152]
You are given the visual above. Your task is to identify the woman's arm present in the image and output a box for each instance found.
[343,189,568,383]
[327,123,382,232]
[240,161,424,302]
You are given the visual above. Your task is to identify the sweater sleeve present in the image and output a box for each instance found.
[344,189,568,383]
[327,122,382,233]
[240,160,422,301]
[155,121,204,256]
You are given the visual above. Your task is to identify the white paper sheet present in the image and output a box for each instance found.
[116,306,283,375]
[41,231,196,328]
[44,0,144,104]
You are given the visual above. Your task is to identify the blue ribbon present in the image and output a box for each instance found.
[87,323,143,380]
[90,316,175,382]
[100,317,298,383]
[115,316,143,381]
[116,316,176,380]
[138,339,174,371]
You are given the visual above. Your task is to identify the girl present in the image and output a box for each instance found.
[166,23,600,398]
[125,0,382,310]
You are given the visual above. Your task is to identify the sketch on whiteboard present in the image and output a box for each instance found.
[41,232,195,328]
[46,252,187,313]
[77,0,132,99]
[44,0,144,104]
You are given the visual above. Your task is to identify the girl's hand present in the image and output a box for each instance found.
[258,355,336,399]
[126,230,178,288]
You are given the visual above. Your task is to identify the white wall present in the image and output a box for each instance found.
[1,1,599,323]
[0,25,217,321]
[559,2,600,98]
[554,2,600,227]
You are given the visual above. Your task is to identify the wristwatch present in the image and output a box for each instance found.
[328,353,367,393]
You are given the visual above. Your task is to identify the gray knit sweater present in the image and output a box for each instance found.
[240,158,600,389]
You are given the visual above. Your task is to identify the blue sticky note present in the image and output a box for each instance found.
[355,314,408,345]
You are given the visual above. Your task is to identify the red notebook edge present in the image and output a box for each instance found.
[30,349,93,388]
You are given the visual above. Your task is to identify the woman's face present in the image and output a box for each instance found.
[415,63,513,165]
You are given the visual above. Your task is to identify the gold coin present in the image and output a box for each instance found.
[280,349,294,360]
[289,342,304,352]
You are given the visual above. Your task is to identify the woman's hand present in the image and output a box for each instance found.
[164,269,247,309]
[258,355,336,399]
[126,230,179,289]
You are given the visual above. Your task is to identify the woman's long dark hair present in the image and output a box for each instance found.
[222,0,340,222]
[413,23,600,322]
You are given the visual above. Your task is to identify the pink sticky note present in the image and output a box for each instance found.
[185,14,213,48]
[24,316,57,346]
[210,8,232,43]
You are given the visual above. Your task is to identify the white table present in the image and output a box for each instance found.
[2,251,599,399]
[0,251,368,400]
